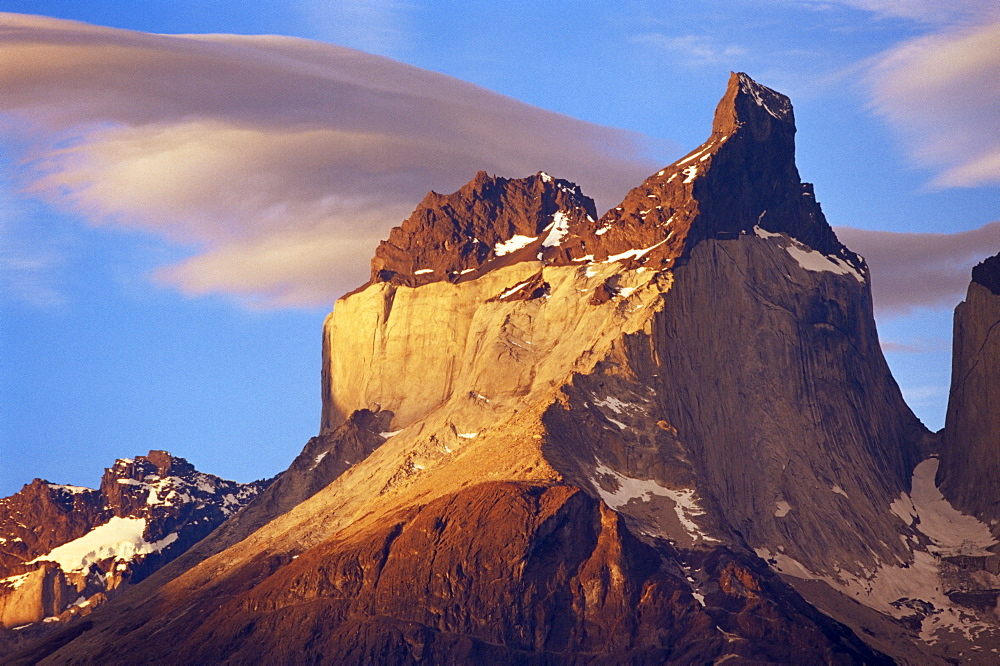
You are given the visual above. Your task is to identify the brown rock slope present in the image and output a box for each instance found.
[17,73,999,664]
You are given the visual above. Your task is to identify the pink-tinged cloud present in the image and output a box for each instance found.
[0,14,660,306]
[865,19,1000,188]
[836,221,1000,316]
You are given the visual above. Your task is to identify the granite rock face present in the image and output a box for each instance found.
[14,74,1000,664]
[940,252,1000,524]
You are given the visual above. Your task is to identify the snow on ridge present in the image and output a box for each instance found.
[681,166,699,183]
[493,235,538,257]
[753,226,863,283]
[28,517,178,573]
[737,73,791,120]
[48,484,93,494]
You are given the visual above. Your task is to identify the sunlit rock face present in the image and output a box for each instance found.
[16,74,999,665]
[0,451,269,632]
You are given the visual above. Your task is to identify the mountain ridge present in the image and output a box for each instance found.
[10,73,999,664]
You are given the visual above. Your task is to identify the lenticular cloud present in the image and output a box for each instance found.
[0,13,655,306]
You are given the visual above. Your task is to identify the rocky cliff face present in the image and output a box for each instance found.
[0,451,269,634]
[940,253,1000,525]
[13,74,999,665]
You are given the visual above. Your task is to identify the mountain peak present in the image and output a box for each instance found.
[369,171,597,288]
[712,72,794,136]
[971,251,1000,295]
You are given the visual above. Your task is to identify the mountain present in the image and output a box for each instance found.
[11,74,999,664]
[0,451,269,647]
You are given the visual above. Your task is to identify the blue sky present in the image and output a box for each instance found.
[1,1,998,495]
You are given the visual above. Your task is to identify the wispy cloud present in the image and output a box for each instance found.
[0,13,658,307]
[864,19,1000,189]
[793,0,997,25]
[632,33,747,66]
[836,220,1000,316]
[299,0,413,59]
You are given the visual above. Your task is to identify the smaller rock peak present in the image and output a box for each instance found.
[369,171,597,288]
[971,252,1000,296]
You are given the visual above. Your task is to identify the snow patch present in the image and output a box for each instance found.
[414,268,434,275]
[892,457,996,557]
[592,396,630,414]
[682,166,698,183]
[457,432,479,439]
[774,501,792,518]
[604,239,668,264]
[591,462,717,542]
[542,210,570,247]
[47,484,93,494]
[310,451,328,470]
[738,74,790,120]
[1,572,31,589]
[29,517,178,573]
[493,235,537,256]
[831,485,849,498]
[753,226,863,282]
[497,280,533,300]
[379,430,402,439]
[756,546,993,646]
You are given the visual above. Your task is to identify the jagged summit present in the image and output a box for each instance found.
[971,251,1000,295]
[17,74,998,665]
[0,451,270,632]
[368,72,861,293]
[369,171,597,287]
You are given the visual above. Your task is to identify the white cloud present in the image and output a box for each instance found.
[0,13,658,307]
[865,20,1000,189]
[632,33,747,66]
[794,0,998,25]
[299,0,413,58]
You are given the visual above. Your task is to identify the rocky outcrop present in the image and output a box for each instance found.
[0,451,269,631]
[369,171,597,288]
[26,482,886,664]
[14,74,999,664]
[940,252,1000,525]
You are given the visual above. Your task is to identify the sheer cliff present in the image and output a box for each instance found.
[14,74,999,665]
[940,253,1000,525]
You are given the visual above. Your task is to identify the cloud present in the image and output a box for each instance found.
[632,33,747,66]
[300,0,413,58]
[864,19,1000,188]
[794,0,997,25]
[836,220,1000,316]
[0,13,659,307]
